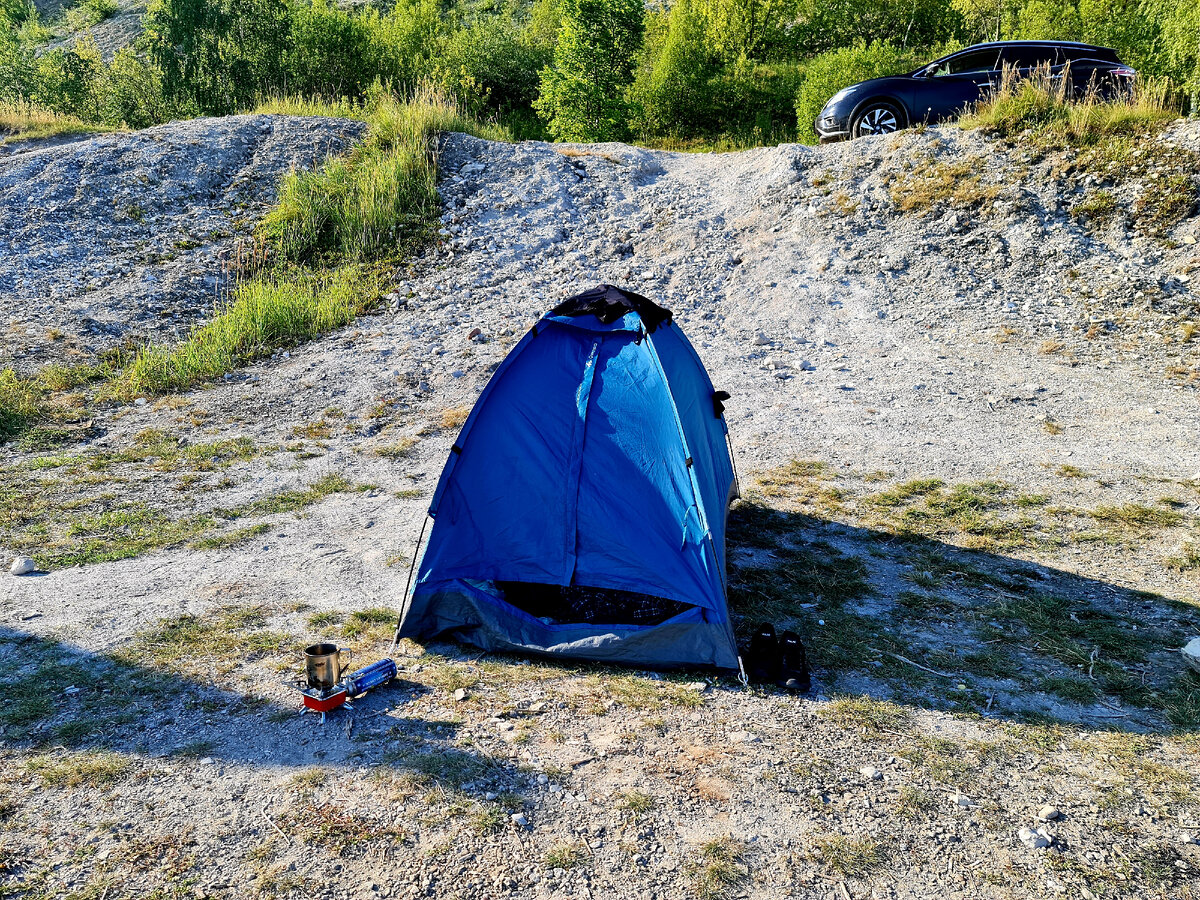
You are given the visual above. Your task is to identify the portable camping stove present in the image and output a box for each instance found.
[290,647,398,723]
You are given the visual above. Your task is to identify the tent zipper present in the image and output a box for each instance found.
[563,338,600,584]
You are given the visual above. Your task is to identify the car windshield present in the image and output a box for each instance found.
[927,49,1001,77]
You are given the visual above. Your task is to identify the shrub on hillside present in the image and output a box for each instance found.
[534,0,645,141]
[630,0,720,138]
[433,18,550,119]
[794,41,926,143]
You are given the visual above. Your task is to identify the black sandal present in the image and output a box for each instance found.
[746,622,780,685]
[777,630,811,693]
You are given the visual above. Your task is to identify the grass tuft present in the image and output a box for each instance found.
[685,837,746,900]
[960,68,1175,144]
[820,696,910,733]
[25,750,131,787]
[115,266,377,397]
[1090,503,1183,529]
[812,834,885,878]
[260,84,509,264]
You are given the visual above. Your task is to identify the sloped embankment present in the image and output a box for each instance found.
[0,114,365,373]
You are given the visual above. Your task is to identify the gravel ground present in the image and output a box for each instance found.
[0,115,365,371]
[1,120,1200,900]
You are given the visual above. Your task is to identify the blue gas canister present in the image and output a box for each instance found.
[343,658,397,698]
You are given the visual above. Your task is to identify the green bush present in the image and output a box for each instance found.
[534,0,645,141]
[630,0,719,138]
[434,18,550,118]
[286,0,380,98]
[795,41,926,143]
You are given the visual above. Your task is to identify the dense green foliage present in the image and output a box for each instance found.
[0,0,1197,146]
[534,0,645,140]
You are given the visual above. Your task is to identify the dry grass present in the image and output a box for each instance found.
[543,841,588,869]
[25,750,131,787]
[960,67,1176,144]
[0,100,114,145]
[812,834,886,877]
[888,154,1001,214]
[685,837,746,900]
[820,696,911,733]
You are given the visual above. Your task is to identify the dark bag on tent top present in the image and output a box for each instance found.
[395,284,740,670]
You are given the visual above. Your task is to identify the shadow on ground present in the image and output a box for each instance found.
[725,500,1200,733]
[0,625,524,799]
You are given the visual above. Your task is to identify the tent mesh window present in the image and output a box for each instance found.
[496,582,690,627]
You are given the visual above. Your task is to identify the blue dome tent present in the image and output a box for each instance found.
[393,285,740,670]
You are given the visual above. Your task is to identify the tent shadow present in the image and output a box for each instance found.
[0,626,524,795]
[724,500,1200,734]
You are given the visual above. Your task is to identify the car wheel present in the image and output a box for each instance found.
[851,102,906,138]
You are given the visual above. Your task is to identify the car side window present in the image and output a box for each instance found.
[999,47,1060,70]
[931,49,1002,76]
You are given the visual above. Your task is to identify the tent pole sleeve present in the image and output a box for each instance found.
[390,514,431,653]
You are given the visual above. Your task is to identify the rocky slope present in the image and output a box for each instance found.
[0,114,365,371]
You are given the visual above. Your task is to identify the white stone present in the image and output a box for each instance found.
[453,688,467,701]
[1181,638,1200,675]
[1038,805,1060,821]
[1019,826,1051,850]
[10,556,35,575]
[859,766,882,781]
[510,813,529,827]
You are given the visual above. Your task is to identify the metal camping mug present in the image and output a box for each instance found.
[304,642,351,692]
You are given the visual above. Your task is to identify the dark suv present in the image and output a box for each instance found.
[814,41,1136,142]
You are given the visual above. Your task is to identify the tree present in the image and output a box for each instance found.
[141,0,289,115]
[695,0,796,61]
[533,0,644,141]
[630,0,720,136]
[796,0,962,55]
[1158,0,1200,111]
